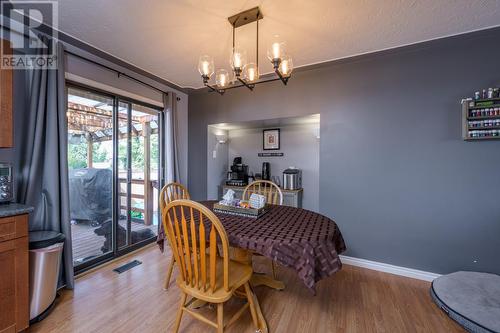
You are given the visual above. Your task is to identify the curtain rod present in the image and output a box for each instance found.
[65,50,175,98]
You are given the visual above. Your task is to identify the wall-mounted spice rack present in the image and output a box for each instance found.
[462,89,500,141]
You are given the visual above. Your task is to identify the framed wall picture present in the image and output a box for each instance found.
[263,128,280,150]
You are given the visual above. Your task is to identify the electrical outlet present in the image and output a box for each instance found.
[213,150,217,159]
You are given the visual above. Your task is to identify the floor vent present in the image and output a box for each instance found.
[113,260,142,274]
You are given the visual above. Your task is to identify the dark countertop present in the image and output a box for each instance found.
[0,203,34,217]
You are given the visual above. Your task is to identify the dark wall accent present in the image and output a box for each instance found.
[188,27,500,275]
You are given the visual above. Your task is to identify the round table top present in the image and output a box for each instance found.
[201,201,341,244]
[200,201,346,293]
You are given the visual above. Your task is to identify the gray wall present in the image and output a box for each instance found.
[227,125,320,211]
[206,127,228,200]
[188,28,500,275]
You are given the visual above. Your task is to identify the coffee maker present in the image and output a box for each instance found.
[226,157,249,186]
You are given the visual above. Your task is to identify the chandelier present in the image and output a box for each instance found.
[197,7,293,95]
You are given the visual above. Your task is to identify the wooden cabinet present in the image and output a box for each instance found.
[0,214,29,333]
[222,185,303,208]
[0,39,13,148]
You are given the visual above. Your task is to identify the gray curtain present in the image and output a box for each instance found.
[157,92,181,251]
[17,39,74,289]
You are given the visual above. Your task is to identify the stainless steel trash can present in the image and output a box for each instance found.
[29,231,65,323]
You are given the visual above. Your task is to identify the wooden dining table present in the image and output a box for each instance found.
[160,200,346,332]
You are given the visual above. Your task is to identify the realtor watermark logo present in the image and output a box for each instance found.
[1,1,58,69]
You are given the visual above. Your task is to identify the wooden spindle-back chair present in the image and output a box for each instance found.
[160,182,190,210]
[162,200,260,333]
[160,182,190,289]
[242,180,283,205]
[242,180,283,278]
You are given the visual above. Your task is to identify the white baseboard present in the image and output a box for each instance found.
[340,255,440,282]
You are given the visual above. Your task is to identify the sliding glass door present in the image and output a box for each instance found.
[117,101,161,250]
[67,87,115,267]
[67,84,163,272]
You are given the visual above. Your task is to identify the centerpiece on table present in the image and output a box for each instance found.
[214,189,268,218]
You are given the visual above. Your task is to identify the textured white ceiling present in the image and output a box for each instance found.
[57,0,500,89]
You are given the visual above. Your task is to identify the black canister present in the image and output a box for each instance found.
[262,162,270,181]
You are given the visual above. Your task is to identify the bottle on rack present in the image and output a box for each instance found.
[487,88,494,99]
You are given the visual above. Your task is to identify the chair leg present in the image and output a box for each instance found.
[244,282,259,329]
[173,292,187,333]
[164,254,175,290]
[271,261,277,280]
[217,303,224,333]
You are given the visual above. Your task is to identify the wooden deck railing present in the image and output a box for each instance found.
[118,178,156,225]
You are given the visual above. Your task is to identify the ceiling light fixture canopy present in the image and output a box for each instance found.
[198,7,293,95]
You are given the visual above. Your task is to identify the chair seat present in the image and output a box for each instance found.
[177,258,253,303]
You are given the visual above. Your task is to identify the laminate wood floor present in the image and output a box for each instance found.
[30,245,464,333]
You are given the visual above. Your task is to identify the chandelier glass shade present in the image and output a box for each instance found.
[198,55,214,80]
[198,7,293,95]
[267,36,286,62]
[215,69,230,88]
[278,55,293,77]
[243,63,259,82]
[230,47,247,71]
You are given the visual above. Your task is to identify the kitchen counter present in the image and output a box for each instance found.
[0,203,34,217]
[223,184,303,193]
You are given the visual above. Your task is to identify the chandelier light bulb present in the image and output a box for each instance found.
[198,55,214,78]
[216,69,230,88]
[230,47,247,71]
[234,54,242,68]
[279,56,293,77]
[272,43,281,59]
[243,63,259,82]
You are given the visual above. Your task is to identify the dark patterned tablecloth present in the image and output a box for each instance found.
[199,201,346,294]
